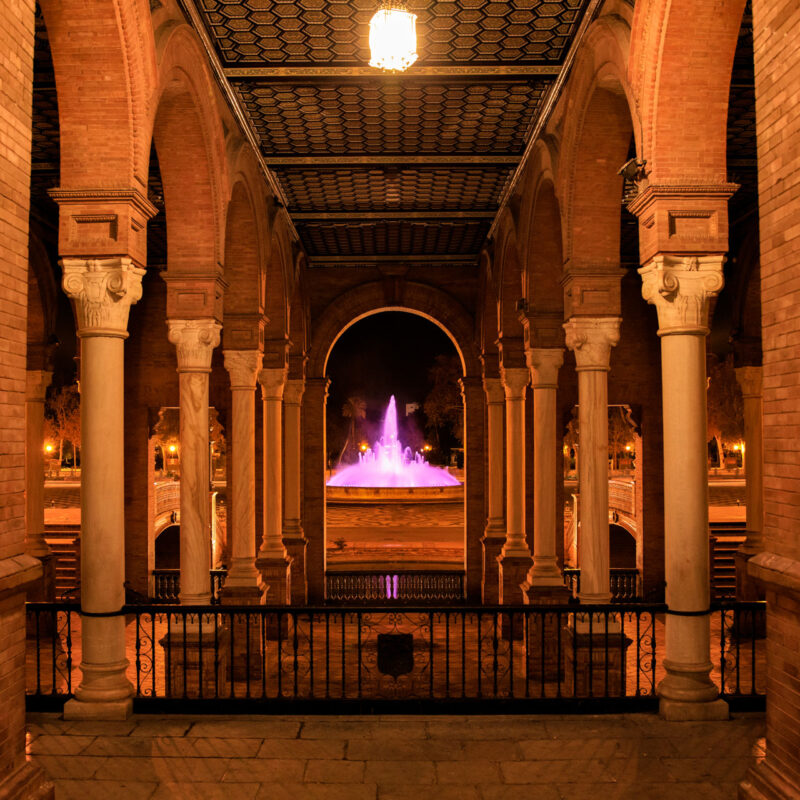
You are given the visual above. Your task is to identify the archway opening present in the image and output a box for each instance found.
[324,311,466,602]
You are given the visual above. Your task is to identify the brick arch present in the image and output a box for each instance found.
[27,233,59,363]
[557,15,638,269]
[493,208,526,361]
[154,25,228,273]
[40,0,156,188]
[630,0,746,183]
[264,214,293,343]
[477,248,500,374]
[308,282,480,379]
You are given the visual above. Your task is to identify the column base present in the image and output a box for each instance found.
[564,628,631,697]
[219,586,265,680]
[257,554,291,606]
[0,762,54,800]
[497,554,532,606]
[740,761,800,800]
[522,583,571,605]
[63,697,133,721]
[659,697,729,721]
[159,628,229,699]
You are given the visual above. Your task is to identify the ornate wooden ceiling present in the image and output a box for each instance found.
[193,0,591,266]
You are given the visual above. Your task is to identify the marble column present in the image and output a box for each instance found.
[61,258,144,719]
[482,377,505,603]
[563,317,620,604]
[26,370,53,560]
[640,254,728,720]
[283,378,307,605]
[222,350,263,596]
[498,366,532,603]
[257,367,290,604]
[525,348,568,591]
[167,318,221,605]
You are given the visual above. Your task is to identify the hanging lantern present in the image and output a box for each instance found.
[369,0,418,72]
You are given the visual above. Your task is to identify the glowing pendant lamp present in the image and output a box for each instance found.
[369,0,418,72]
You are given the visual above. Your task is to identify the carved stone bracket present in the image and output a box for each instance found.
[167,318,222,372]
[639,254,724,335]
[259,367,288,401]
[223,350,263,390]
[563,317,621,370]
[61,258,145,338]
[526,347,564,388]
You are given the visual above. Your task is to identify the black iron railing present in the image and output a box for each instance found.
[563,568,641,602]
[24,600,765,712]
[151,569,227,604]
[326,571,465,604]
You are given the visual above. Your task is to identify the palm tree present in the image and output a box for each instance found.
[338,395,367,465]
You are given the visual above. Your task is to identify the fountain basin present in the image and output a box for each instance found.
[326,483,463,504]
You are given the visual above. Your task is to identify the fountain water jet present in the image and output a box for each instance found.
[327,395,461,488]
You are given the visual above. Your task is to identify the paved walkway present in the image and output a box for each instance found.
[27,711,764,799]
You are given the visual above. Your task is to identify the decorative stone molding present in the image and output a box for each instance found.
[163,270,225,322]
[735,365,762,399]
[563,317,621,370]
[283,378,306,406]
[223,350,262,390]
[26,370,52,403]
[167,319,222,372]
[259,367,288,401]
[62,258,145,338]
[501,366,530,398]
[482,377,505,405]
[526,348,564,388]
[639,254,725,335]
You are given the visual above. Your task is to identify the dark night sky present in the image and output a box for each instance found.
[326,312,460,449]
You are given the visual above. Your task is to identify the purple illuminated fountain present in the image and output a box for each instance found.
[327,396,461,488]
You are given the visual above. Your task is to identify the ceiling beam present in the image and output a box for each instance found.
[225,64,561,81]
[293,210,496,221]
[308,253,479,266]
[269,154,521,167]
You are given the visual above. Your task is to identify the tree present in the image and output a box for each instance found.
[608,406,635,471]
[423,354,463,458]
[46,384,80,469]
[707,356,744,467]
[339,395,367,465]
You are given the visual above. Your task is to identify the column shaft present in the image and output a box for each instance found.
[283,379,307,605]
[502,370,530,557]
[483,379,505,534]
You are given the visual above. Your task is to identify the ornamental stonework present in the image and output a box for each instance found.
[563,317,621,370]
[223,350,263,390]
[167,319,222,372]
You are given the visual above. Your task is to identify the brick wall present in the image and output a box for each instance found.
[743,0,800,797]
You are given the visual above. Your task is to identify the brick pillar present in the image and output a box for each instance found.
[481,377,505,604]
[283,378,307,604]
[303,378,329,603]
[0,0,53,794]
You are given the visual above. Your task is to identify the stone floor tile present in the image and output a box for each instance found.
[222,757,307,783]
[304,758,366,782]
[427,718,549,740]
[92,755,230,783]
[519,737,625,760]
[189,719,300,739]
[543,717,642,740]
[151,781,260,799]
[364,759,437,784]
[30,754,105,779]
[83,735,262,758]
[380,785,481,800]
[479,785,562,800]
[131,719,193,737]
[62,721,137,736]
[258,738,345,760]
[436,759,501,783]
[501,758,616,784]
[26,734,95,755]
[662,756,758,782]
[462,739,523,761]
[52,780,156,800]
[255,783,378,800]
[555,781,733,800]
[605,755,676,783]
[346,738,462,761]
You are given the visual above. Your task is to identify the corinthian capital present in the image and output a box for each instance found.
[526,348,564,388]
[223,350,262,390]
[501,367,530,399]
[167,319,221,372]
[61,258,145,337]
[639,254,725,335]
[259,367,288,401]
[563,317,621,371]
[283,378,306,406]
[483,377,504,405]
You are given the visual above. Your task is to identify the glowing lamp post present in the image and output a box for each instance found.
[369,0,418,72]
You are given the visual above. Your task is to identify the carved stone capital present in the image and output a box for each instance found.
[735,366,762,399]
[526,347,564,388]
[167,318,221,372]
[61,258,145,338]
[563,317,621,371]
[483,377,505,405]
[639,254,724,335]
[259,367,288,401]
[501,366,530,399]
[26,370,53,403]
[223,350,262,390]
[283,378,306,406]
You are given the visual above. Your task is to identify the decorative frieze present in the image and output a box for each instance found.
[61,258,145,337]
